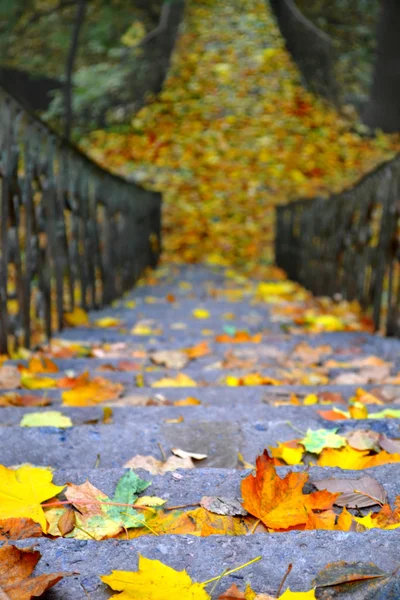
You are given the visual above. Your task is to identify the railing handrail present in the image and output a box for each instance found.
[0,84,162,353]
[275,152,400,335]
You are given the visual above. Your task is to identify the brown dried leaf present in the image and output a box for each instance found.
[0,545,68,599]
[314,561,400,599]
[0,518,42,540]
[200,496,247,516]
[58,509,76,536]
[313,475,387,508]
[379,433,400,454]
[345,430,380,451]
[0,393,50,407]
[124,454,194,474]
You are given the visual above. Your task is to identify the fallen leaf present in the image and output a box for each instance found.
[215,332,262,343]
[241,450,337,530]
[20,411,73,428]
[124,454,195,474]
[20,372,57,389]
[62,377,123,406]
[172,448,207,461]
[0,366,21,389]
[312,475,387,508]
[150,350,189,369]
[0,465,64,532]
[314,561,400,599]
[58,509,76,536]
[0,545,68,599]
[301,428,346,454]
[318,446,400,469]
[345,430,380,452]
[200,496,247,516]
[173,397,202,406]
[0,518,42,540]
[193,309,210,319]
[185,342,211,359]
[27,356,58,373]
[152,373,197,387]
[0,393,51,407]
[63,307,90,327]
[378,434,400,454]
[219,584,246,599]
[134,496,166,508]
[101,554,210,599]
[94,317,122,327]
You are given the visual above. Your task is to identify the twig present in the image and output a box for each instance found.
[202,556,262,586]
[277,563,293,597]
[158,442,167,462]
[285,421,305,436]
[164,503,200,511]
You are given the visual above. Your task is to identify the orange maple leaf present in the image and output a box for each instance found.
[241,450,337,530]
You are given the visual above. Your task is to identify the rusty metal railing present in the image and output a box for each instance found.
[275,156,400,335]
[0,85,162,353]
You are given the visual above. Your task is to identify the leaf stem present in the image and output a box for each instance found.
[202,555,262,586]
[277,563,293,597]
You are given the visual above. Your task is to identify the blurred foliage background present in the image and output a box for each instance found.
[296,0,379,104]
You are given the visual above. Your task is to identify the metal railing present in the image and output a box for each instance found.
[0,85,162,353]
[275,156,400,335]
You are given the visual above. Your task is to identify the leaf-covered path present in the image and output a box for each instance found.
[1,265,400,597]
[85,0,399,275]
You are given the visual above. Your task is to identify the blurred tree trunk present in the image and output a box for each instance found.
[363,0,400,132]
[64,0,87,139]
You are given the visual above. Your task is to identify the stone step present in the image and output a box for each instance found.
[1,402,399,426]
[47,463,400,506]
[1,416,398,469]
[3,383,399,407]
[8,531,400,599]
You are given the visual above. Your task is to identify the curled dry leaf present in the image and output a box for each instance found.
[345,430,381,452]
[58,509,76,536]
[312,475,387,508]
[172,448,208,461]
[124,454,195,474]
[150,350,189,370]
[314,561,400,599]
[200,496,248,516]
[379,433,400,454]
[0,545,68,600]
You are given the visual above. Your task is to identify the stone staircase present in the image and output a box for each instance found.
[1,264,400,598]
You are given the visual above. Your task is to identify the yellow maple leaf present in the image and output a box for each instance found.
[0,465,64,532]
[279,591,316,599]
[21,372,57,389]
[152,373,197,387]
[101,555,210,599]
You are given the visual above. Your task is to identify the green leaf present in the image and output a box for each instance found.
[301,428,346,454]
[105,471,151,528]
[20,411,73,428]
[369,409,400,420]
